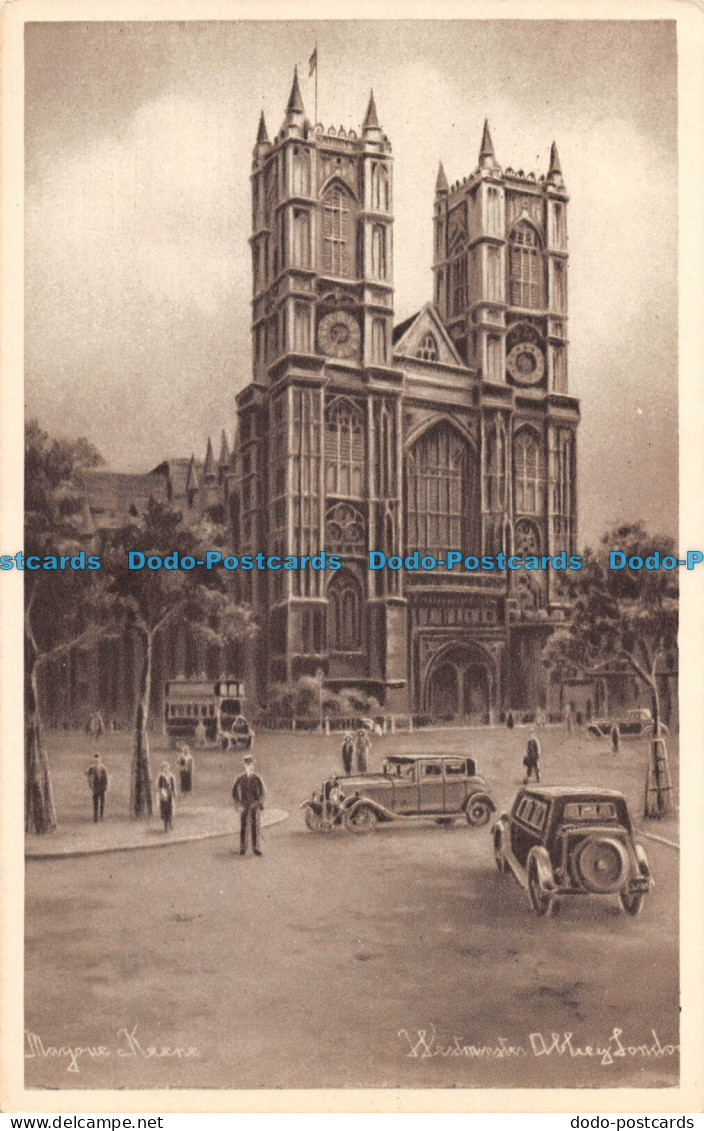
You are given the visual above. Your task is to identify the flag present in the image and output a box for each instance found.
[309,47,317,77]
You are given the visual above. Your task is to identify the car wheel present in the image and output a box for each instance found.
[466,799,492,827]
[528,862,553,917]
[619,890,645,916]
[304,808,321,833]
[343,805,378,833]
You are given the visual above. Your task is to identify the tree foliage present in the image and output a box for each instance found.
[24,421,107,834]
[102,501,255,817]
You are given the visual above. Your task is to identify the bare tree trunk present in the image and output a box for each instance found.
[25,655,57,834]
[643,673,673,819]
[130,630,153,818]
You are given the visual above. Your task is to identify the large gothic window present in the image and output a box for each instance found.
[509,222,542,308]
[406,424,476,557]
[325,399,364,498]
[514,430,544,514]
[327,569,363,651]
[322,186,353,278]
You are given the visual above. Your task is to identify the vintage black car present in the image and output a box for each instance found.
[587,707,668,739]
[301,753,496,833]
[492,786,653,917]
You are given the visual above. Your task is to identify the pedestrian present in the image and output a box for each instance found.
[506,710,514,730]
[194,718,207,747]
[611,723,620,755]
[523,729,541,783]
[565,705,573,734]
[86,711,105,743]
[156,761,177,832]
[86,752,109,823]
[177,744,194,793]
[232,754,266,856]
[341,732,354,776]
[355,728,371,773]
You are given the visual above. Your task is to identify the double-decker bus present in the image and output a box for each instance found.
[164,677,253,750]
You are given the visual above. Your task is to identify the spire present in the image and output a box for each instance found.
[218,429,230,467]
[256,111,269,145]
[479,119,496,168]
[363,90,380,131]
[548,141,562,180]
[203,437,215,481]
[286,66,305,115]
[186,454,200,494]
[435,161,449,194]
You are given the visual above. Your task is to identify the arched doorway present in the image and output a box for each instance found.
[427,662,459,720]
[425,643,493,724]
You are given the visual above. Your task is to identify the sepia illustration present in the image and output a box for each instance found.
[14,14,685,1099]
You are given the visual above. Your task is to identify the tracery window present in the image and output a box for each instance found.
[485,421,506,511]
[325,399,364,498]
[450,251,468,316]
[325,503,365,557]
[514,430,544,515]
[327,570,363,651]
[406,424,475,557]
[371,163,389,211]
[372,318,387,363]
[292,209,311,268]
[416,333,438,362]
[292,147,311,196]
[371,224,387,279]
[322,187,352,277]
[509,222,542,308]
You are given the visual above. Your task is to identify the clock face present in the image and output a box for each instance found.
[506,341,545,386]
[317,311,361,359]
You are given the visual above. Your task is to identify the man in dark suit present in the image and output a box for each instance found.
[232,755,266,856]
[86,753,109,822]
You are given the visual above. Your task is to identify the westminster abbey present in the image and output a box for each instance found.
[229,69,580,720]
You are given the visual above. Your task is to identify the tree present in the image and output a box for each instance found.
[103,502,255,818]
[543,523,678,817]
[24,420,106,834]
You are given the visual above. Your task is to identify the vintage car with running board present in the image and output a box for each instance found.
[587,707,668,739]
[301,753,496,833]
[492,786,653,917]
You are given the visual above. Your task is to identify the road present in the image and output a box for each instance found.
[25,726,679,1091]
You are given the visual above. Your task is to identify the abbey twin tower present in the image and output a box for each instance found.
[232,69,580,720]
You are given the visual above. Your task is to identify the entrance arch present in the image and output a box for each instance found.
[424,642,495,723]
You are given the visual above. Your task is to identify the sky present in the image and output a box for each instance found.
[24,19,678,548]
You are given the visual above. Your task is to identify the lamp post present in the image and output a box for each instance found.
[315,667,324,734]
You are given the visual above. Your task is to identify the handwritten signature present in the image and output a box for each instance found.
[25,1026,200,1074]
[398,1025,679,1067]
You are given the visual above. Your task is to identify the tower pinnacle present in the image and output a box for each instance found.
[548,141,562,181]
[363,90,380,131]
[479,119,497,169]
[435,161,449,194]
[286,66,305,116]
[256,111,269,145]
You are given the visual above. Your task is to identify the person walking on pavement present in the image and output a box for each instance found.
[341,732,354,776]
[156,761,177,832]
[177,744,194,793]
[232,754,266,856]
[611,722,620,755]
[355,728,371,773]
[86,752,109,822]
[523,729,541,783]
